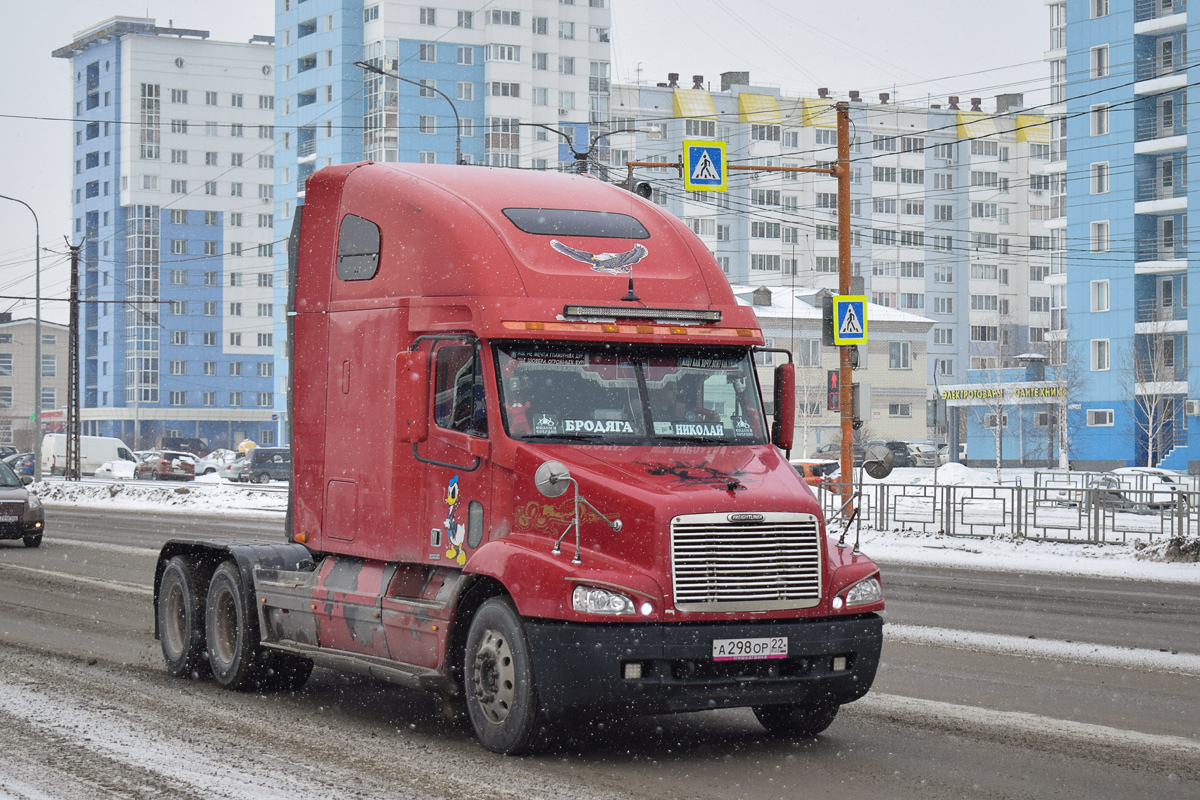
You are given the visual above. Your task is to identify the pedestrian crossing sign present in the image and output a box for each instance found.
[683,140,727,191]
[832,295,867,345]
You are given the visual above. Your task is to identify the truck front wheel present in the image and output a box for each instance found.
[463,597,549,755]
[753,700,839,738]
[158,556,209,678]
[205,561,266,689]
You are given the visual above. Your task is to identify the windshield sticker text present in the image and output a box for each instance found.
[533,414,560,435]
[564,419,635,434]
[670,423,726,437]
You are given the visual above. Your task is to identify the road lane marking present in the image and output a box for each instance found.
[0,564,152,596]
[887,622,1200,676]
[854,692,1200,767]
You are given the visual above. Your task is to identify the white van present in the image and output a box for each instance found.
[41,434,138,477]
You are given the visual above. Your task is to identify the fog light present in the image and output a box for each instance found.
[832,656,847,672]
[831,596,844,610]
[639,601,653,616]
[624,662,643,680]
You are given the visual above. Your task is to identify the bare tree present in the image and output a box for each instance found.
[1025,334,1088,471]
[1123,315,1182,467]
[968,316,1018,483]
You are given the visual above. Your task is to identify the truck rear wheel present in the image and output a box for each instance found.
[463,597,549,755]
[158,556,209,678]
[205,561,268,689]
[753,700,839,738]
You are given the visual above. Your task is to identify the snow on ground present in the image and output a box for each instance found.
[29,472,1200,582]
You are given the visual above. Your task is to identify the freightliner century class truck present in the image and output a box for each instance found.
[153,162,885,754]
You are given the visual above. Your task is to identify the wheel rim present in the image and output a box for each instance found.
[472,628,515,724]
[211,586,238,668]
[163,582,187,660]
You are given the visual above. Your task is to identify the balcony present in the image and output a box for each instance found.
[1135,236,1188,263]
[1135,0,1186,24]
[1135,115,1186,142]
[1137,296,1188,323]
[1137,175,1186,201]
[1135,51,1187,82]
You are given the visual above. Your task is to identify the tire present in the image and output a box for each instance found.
[204,468,217,475]
[22,533,42,548]
[157,556,210,678]
[205,560,269,690]
[151,470,161,481]
[255,472,271,484]
[463,597,549,755]
[753,700,839,738]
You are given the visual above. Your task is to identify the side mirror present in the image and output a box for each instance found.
[20,475,32,486]
[771,362,795,452]
[396,351,429,442]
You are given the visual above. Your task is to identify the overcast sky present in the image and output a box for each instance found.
[0,0,1047,324]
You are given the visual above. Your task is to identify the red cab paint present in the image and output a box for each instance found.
[154,164,883,755]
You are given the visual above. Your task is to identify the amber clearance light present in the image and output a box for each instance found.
[563,305,722,323]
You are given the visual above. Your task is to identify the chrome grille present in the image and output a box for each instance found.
[671,512,822,612]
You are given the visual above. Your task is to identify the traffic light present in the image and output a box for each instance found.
[821,294,836,346]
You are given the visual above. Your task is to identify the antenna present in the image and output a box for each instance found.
[620,269,640,302]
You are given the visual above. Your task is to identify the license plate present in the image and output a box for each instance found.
[712,636,788,661]
[0,516,17,523]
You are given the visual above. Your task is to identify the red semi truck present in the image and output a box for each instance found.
[153,163,884,754]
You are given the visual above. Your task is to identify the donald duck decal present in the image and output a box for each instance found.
[444,475,467,565]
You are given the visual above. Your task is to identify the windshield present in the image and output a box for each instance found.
[0,461,22,488]
[495,343,768,445]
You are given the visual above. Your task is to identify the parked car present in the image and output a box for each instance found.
[0,445,18,460]
[242,447,292,484]
[790,458,840,488]
[2,452,34,477]
[865,440,915,468]
[1108,467,1188,510]
[134,450,196,481]
[907,442,938,467]
[42,434,137,477]
[193,449,237,476]
[94,459,138,480]
[0,460,44,548]
[219,456,249,482]
[808,442,840,459]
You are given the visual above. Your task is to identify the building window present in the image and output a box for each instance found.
[1092,0,1108,18]
[457,46,474,65]
[559,21,575,39]
[41,354,56,378]
[1091,220,1110,252]
[204,331,217,346]
[1090,162,1109,194]
[230,333,242,347]
[258,333,274,347]
[888,341,911,370]
[1091,279,1110,312]
[169,390,186,406]
[1090,104,1109,136]
[229,392,242,407]
[458,10,473,27]
[203,391,216,407]
[420,43,437,62]
[230,361,243,377]
[258,392,274,407]
[258,361,274,378]
[420,115,437,134]
[420,7,436,25]
[888,403,912,418]
[1088,408,1114,426]
[1091,45,1109,78]
[1091,339,1110,371]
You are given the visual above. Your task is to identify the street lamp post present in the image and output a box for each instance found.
[0,194,41,480]
[354,61,463,166]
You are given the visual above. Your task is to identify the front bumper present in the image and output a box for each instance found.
[525,613,882,721]
[0,513,44,541]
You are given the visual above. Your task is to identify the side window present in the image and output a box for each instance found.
[433,344,487,437]
[336,214,381,280]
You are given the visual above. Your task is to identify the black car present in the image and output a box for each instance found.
[0,461,44,548]
[863,440,915,468]
[243,448,292,484]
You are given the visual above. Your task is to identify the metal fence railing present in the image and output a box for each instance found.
[819,475,1197,545]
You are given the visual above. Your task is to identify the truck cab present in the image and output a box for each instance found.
[154,163,884,755]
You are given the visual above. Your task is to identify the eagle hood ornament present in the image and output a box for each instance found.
[550,240,648,275]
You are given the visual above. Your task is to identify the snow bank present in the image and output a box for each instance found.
[914,462,996,486]
[31,478,287,516]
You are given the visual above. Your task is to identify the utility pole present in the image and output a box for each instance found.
[835,101,854,517]
[64,238,81,481]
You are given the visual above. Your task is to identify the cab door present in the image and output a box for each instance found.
[415,340,492,568]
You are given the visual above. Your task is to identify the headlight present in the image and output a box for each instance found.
[843,576,882,607]
[27,495,41,510]
[572,585,636,615]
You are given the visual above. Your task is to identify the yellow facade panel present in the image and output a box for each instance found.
[738,93,781,124]
[1015,114,1050,143]
[956,111,998,140]
[672,89,716,119]
[800,98,837,128]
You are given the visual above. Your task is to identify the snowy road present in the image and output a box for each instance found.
[0,497,1195,798]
